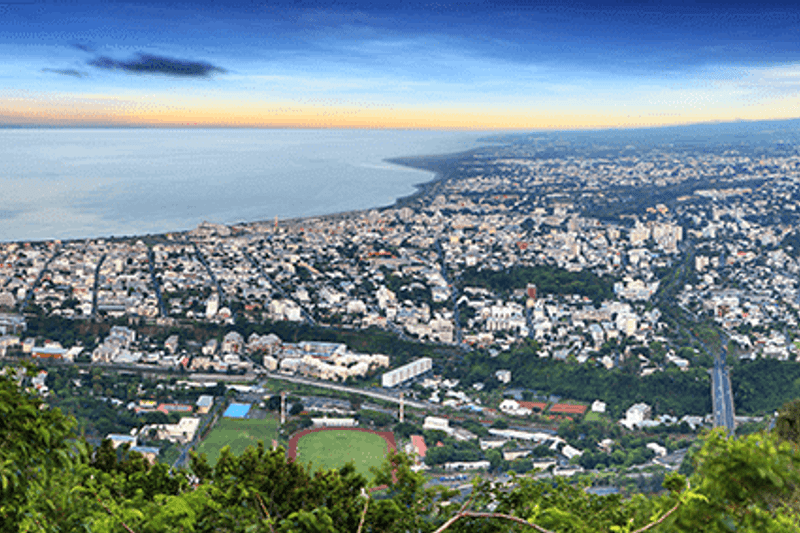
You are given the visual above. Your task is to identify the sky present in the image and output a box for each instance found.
[3,0,800,130]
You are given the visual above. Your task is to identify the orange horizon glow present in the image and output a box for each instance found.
[5,92,800,131]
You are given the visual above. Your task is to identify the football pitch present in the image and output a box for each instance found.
[195,417,278,465]
[294,429,391,480]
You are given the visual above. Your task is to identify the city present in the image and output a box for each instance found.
[4,132,799,491]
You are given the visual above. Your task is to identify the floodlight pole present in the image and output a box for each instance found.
[399,391,404,423]
[281,391,287,425]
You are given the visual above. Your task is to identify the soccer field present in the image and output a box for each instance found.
[195,417,278,465]
[295,429,390,480]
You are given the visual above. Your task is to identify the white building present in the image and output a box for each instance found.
[382,357,432,387]
[621,403,652,429]
[311,417,357,428]
[423,416,450,433]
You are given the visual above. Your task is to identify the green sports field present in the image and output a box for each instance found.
[195,417,278,465]
[295,430,389,480]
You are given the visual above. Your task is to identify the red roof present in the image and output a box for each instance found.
[549,403,587,414]
[517,401,547,411]
[410,435,427,458]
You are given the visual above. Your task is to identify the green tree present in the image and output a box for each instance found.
[776,398,800,445]
[0,365,75,530]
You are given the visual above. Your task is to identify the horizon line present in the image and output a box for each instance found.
[2,116,799,133]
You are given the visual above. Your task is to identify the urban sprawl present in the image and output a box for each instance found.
[3,131,800,486]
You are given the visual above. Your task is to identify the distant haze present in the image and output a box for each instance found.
[0,128,485,242]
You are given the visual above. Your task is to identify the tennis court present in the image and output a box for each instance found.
[223,402,252,418]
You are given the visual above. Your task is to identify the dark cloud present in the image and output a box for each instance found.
[88,53,227,77]
[70,42,96,53]
[42,68,87,78]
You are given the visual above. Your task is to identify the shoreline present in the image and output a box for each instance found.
[4,148,483,246]
[268,148,481,228]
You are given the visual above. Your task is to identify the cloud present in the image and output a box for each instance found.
[42,68,88,78]
[70,42,96,53]
[88,53,227,78]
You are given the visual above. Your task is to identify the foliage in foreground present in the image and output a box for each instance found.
[3,366,800,532]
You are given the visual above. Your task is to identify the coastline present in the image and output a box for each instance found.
[3,147,482,245]
[270,148,481,229]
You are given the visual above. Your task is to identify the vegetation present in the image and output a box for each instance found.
[5,365,800,532]
[454,342,712,419]
[459,264,614,304]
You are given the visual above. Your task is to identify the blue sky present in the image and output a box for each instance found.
[3,0,800,129]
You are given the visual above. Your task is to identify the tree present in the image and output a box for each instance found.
[775,398,800,445]
[0,365,75,530]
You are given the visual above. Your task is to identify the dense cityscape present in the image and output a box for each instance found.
[5,128,800,498]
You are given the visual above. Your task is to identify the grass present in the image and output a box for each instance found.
[195,417,278,465]
[295,430,389,481]
[583,411,604,422]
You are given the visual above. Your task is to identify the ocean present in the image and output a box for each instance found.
[0,129,487,243]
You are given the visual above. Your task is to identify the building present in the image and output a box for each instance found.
[526,283,537,300]
[495,369,511,383]
[196,395,214,414]
[423,416,450,433]
[381,357,432,387]
[410,435,427,459]
[31,345,67,359]
[444,460,490,471]
[0,314,26,335]
[621,403,652,429]
[106,434,138,449]
[311,417,357,428]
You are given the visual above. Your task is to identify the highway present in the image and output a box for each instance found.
[653,241,735,434]
[711,342,736,434]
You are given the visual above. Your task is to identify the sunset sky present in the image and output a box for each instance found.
[3,0,800,129]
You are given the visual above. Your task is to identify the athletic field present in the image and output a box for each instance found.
[288,428,396,480]
[195,417,278,465]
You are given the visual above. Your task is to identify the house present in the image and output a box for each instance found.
[164,335,179,354]
[410,435,427,459]
[646,442,667,457]
[620,403,652,429]
[222,331,244,354]
[423,416,450,433]
[130,446,160,464]
[196,395,214,414]
[106,434,138,449]
[495,370,511,383]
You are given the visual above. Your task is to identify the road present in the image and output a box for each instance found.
[91,253,107,318]
[191,241,233,320]
[711,341,736,434]
[243,249,317,326]
[146,248,167,318]
[434,238,464,346]
[653,239,735,434]
[18,246,61,311]
[258,370,437,411]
